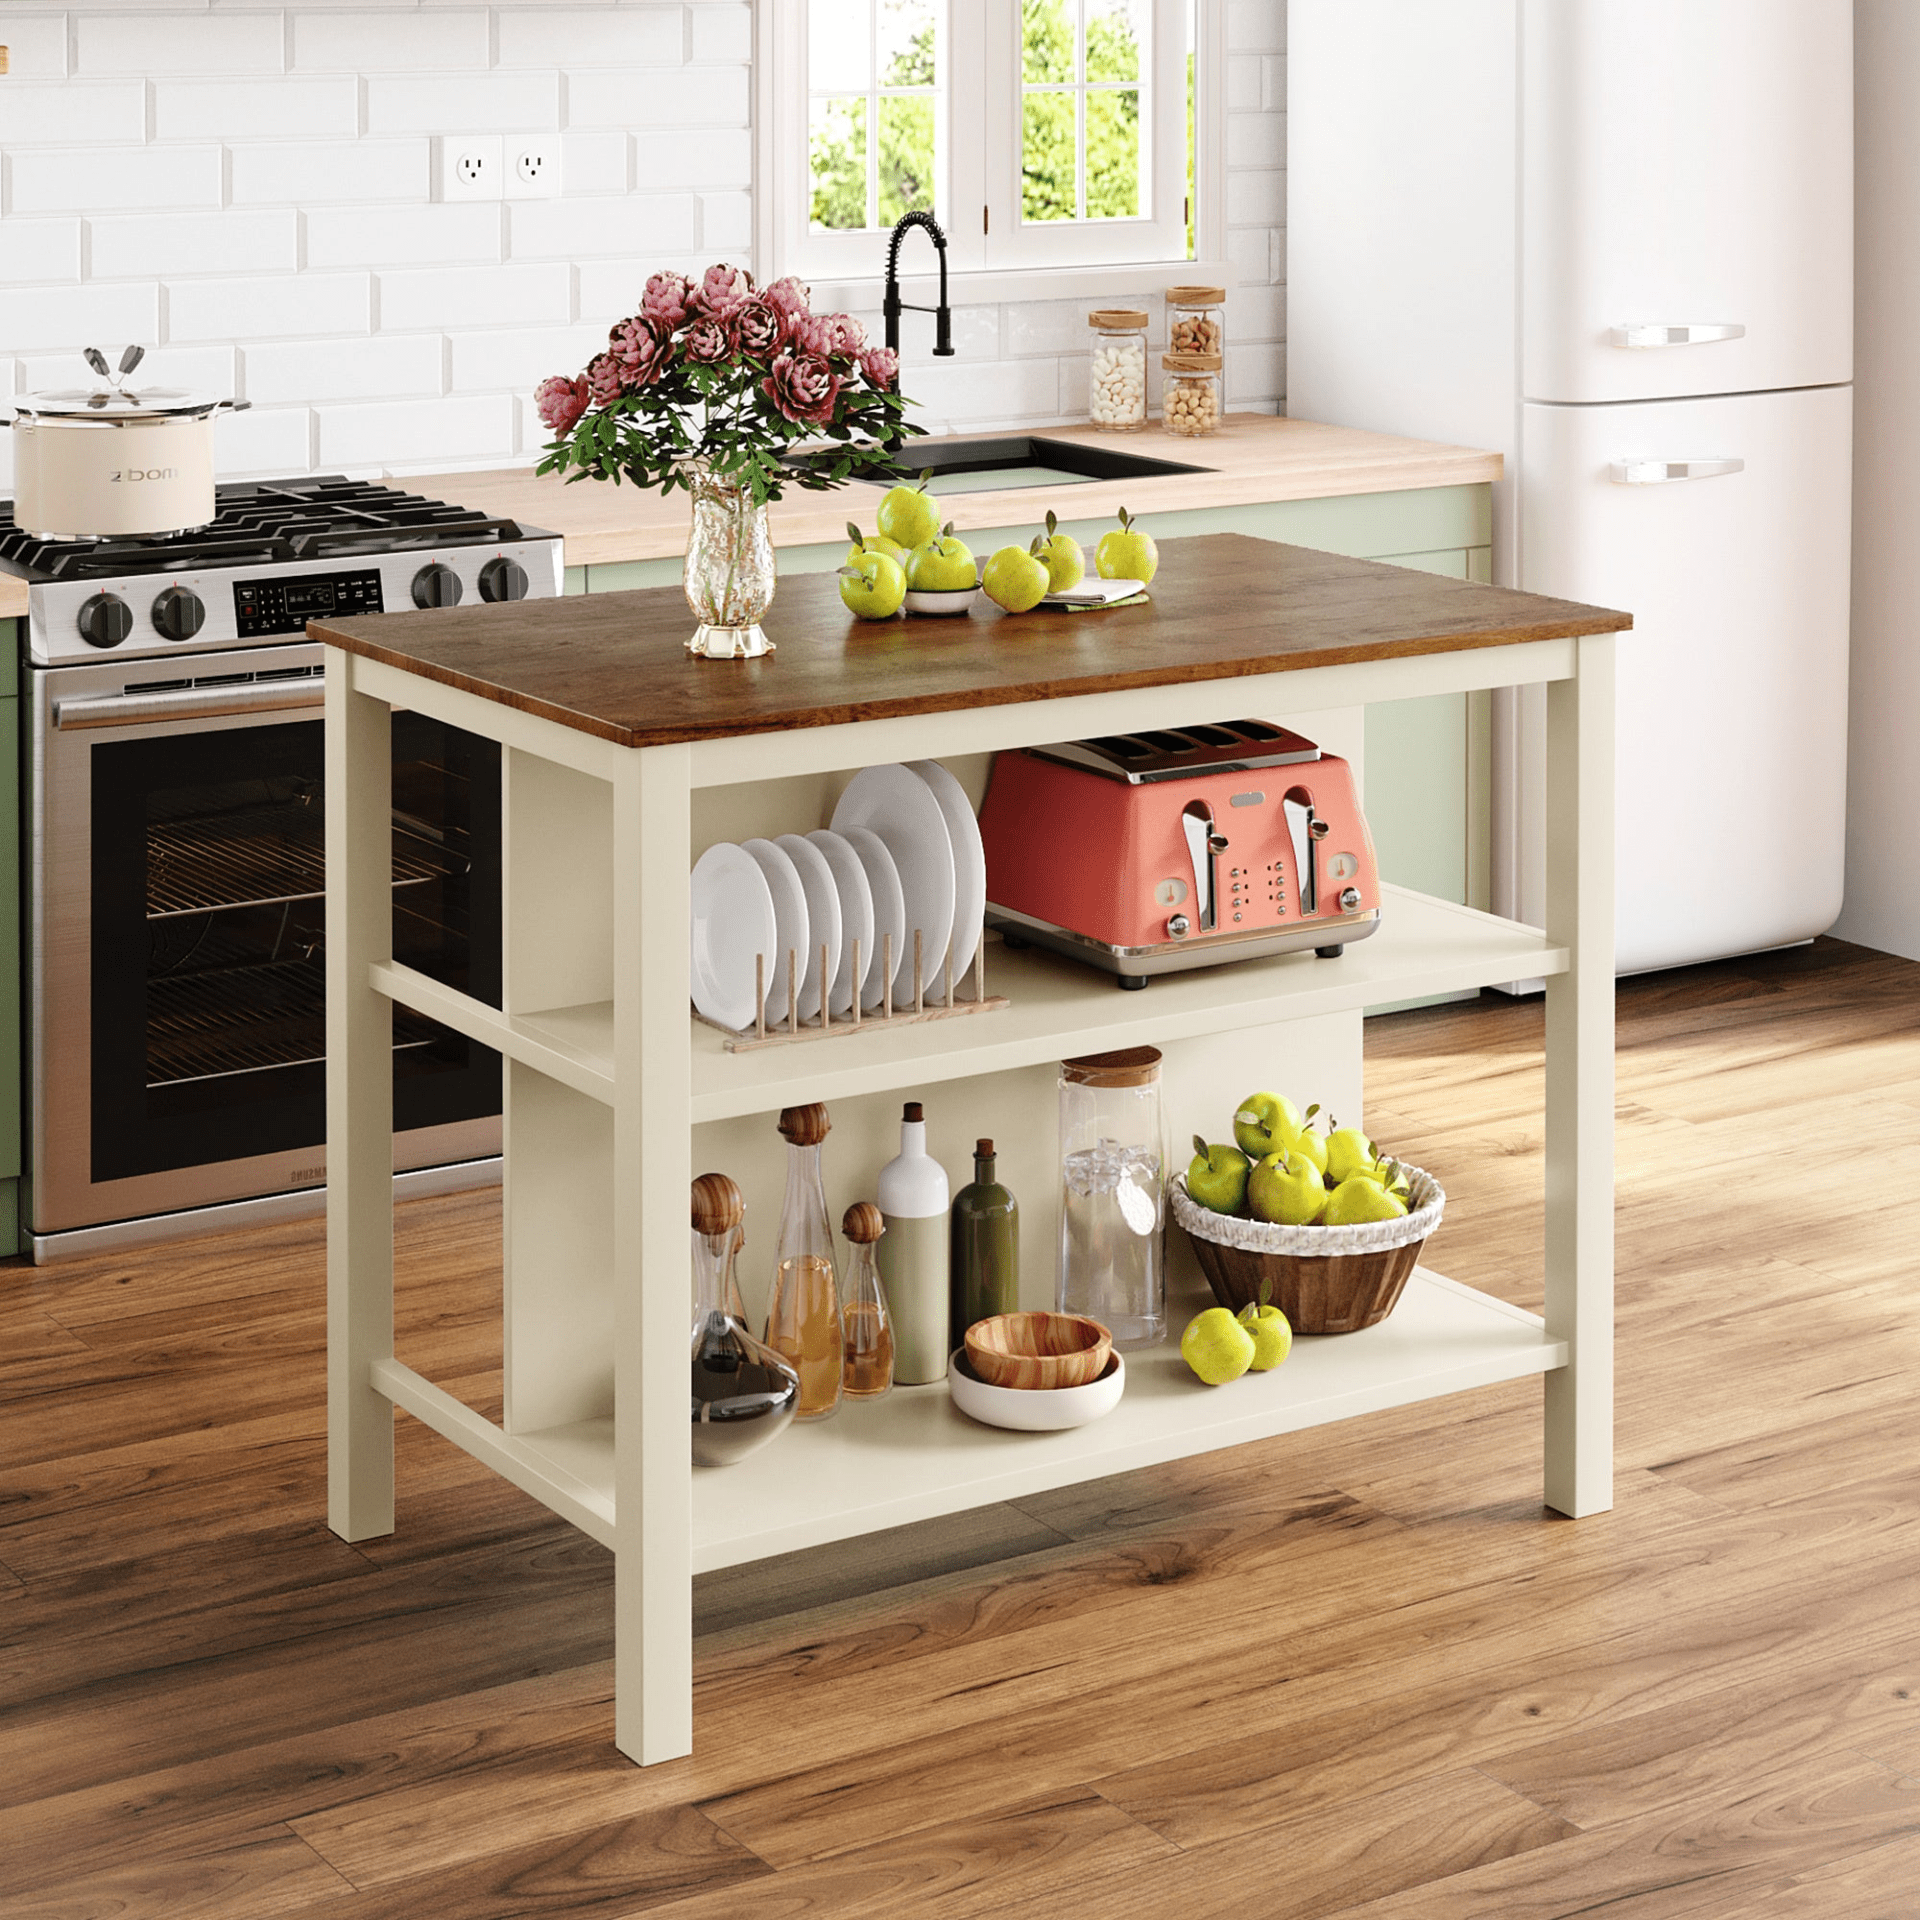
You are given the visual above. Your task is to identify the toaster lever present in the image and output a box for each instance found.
[1283,791,1319,916]
[1181,801,1226,933]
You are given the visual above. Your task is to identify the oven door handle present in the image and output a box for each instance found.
[51,677,325,730]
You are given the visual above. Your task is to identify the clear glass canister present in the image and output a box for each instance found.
[1166,284,1226,358]
[1087,308,1149,432]
[1161,352,1223,437]
[1056,1047,1167,1349]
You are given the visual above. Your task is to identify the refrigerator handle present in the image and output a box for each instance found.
[1609,458,1746,486]
[1607,322,1746,349]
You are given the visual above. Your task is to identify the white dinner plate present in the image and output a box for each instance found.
[804,829,874,1018]
[773,833,841,1023]
[836,825,907,1013]
[740,838,809,1025]
[689,843,777,1033]
[832,766,955,1006]
[907,758,987,996]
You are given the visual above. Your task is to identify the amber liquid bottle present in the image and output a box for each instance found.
[840,1201,895,1399]
[951,1137,1019,1353]
[764,1103,844,1420]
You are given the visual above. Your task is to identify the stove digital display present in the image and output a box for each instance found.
[234,567,383,638]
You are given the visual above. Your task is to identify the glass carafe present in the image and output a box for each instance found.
[1057,1047,1167,1349]
[764,1102,844,1420]
[691,1173,799,1468]
[840,1201,894,1399]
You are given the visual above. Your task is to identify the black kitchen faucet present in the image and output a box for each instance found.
[882,211,955,360]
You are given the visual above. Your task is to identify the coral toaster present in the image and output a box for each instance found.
[979,721,1381,989]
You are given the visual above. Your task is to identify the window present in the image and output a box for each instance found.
[762,0,1209,284]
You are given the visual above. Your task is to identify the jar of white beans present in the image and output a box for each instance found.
[1160,352,1222,437]
[1087,308,1149,432]
[1166,284,1226,361]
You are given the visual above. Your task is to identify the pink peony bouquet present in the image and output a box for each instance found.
[534,263,920,505]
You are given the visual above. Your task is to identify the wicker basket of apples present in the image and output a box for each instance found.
[1173,1094,1445,1334]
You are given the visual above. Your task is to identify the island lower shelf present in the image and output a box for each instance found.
[379,1269,1564,1574]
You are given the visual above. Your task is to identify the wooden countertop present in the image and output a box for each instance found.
[404,414,1504,570]
[0,576,25,622]
[316,531,1626,751]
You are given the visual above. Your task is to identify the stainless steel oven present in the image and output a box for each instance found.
[29,641,504,1252]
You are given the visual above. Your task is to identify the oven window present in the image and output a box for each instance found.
[89,715,501,1185]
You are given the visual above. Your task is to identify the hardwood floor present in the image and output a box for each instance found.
[5,935,1920,1918]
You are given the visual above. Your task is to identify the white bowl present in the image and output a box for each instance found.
[947,1347,1125,1431]
[905,585,980,616]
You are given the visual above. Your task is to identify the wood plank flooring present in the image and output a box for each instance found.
[6,934,1920,1917]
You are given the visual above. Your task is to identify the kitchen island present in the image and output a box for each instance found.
[318,532,1625,1767]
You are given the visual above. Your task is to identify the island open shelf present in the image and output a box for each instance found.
[320,533,1625,1768]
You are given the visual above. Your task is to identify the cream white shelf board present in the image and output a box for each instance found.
[509,1271,1564,1575]
[691,886,1564,1124]
[371,961,615,1105]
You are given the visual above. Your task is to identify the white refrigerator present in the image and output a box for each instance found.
[1287,0,1854,974]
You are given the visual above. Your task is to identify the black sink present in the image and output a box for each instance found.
[875,433,1213,494]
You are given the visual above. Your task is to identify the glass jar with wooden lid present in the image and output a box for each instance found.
[1056,1046,1167,1348]
[1161,351,1223,436]
[1087,309,1149,432]
[1166,284,1226,357]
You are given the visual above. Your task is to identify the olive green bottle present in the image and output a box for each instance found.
[950,1137,1019,1353]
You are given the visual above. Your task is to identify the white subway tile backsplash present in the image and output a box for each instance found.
[230,141,432,206]
[1227,55,1262,114]
[1233,282,1286,343]
[76,10,284,76]
[0,220,83,286]
[91,211,300,281]
[1226,341,1284,404]
[1225,224,1276,288]
[697,191,752,253]
[168,273,372,342]
[1227,111,1285,170]
[0,14,71,78]
[244,334,445,404]
[12,146,224,214]
[378,263,570,331]
[293,9,490,73]
[569,66,750,130]
[155,77,359,142]
[21,344,238,393]
[563,131,631,195]
[690,4,752,65]
[576,258,665,324]
[307,204,503,269]
[316,394,514,469]
[0,83,146,144]
[1227,1,1285,55]
[632,129,752,190]
[901,357,1061,433]
[214,405,316,480]
[495,7,682,69]
[0,283,161,354]
[1226,167,1285,227]
[366,71,560,135]
[449,322,605,393]
[508,193,696,261]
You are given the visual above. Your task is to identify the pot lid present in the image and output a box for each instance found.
[14,385,227,420]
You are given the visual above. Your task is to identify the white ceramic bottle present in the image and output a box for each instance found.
[876,1101,951,1383]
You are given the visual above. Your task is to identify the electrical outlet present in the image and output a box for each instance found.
[435,134,504,203]
[506,138,563,200]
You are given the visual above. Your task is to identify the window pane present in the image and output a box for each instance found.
[1023,0,1076,84]
[1085,87,1140,218]
[1085,0,1143,82]
[878,0,937,86]
[878,93,936,225]
[810,0,872,89]
[810,95,870,229]
[1022,89,1079,221]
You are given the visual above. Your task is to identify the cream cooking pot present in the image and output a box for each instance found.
[9,346,249,540]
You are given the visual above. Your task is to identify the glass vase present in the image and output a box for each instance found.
[684,467,776,660]
[690,1175,799,1469]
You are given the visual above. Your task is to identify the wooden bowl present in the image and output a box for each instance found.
[963,1311,1112,1391]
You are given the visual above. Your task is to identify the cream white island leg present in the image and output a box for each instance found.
[1542,631,1616,1518]
[612,743,695,1763]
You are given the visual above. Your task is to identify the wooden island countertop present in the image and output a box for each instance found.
[314,531,1626,751]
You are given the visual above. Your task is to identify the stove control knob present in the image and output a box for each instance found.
[411,563,463,609]
[478,556,529,604]
[151,585,207,642]
[77,592,134,649]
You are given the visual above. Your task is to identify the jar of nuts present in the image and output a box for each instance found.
[1160,352,1222,437]
[1166,285,1225,359]
[1087,309,1149,432]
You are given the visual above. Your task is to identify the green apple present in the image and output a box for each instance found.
[1236,1285,1292,1370]
[907,523,977,591]
[1325,1124,1378,1186]
[983,543,1050,613]
[877,469,942,550]
[1233,1091,1301,1160]
[1247,1150,1327,1226]
[1029,509,1085,592]
[1095,505,1159,585]
[836,549,907,620]
[1186,1134,1251,1215]
[1179,1306,1255,1386]
[1287,1125,1330,1178]
[844,521,908,569]
[1322,1178,1409,1226]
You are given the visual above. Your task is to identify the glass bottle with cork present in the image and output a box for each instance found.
[839,1201,894,1399]
[950,1137,1019,1354]
[764,1102,844,1420]
[877,1100,951,1383]
[690,1172,799,1467]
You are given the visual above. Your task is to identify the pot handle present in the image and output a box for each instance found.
[212,398,253,415]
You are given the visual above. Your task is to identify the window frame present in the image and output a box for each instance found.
[756,0,1226,296]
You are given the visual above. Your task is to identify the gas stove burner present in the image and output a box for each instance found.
[0,475,527,584]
